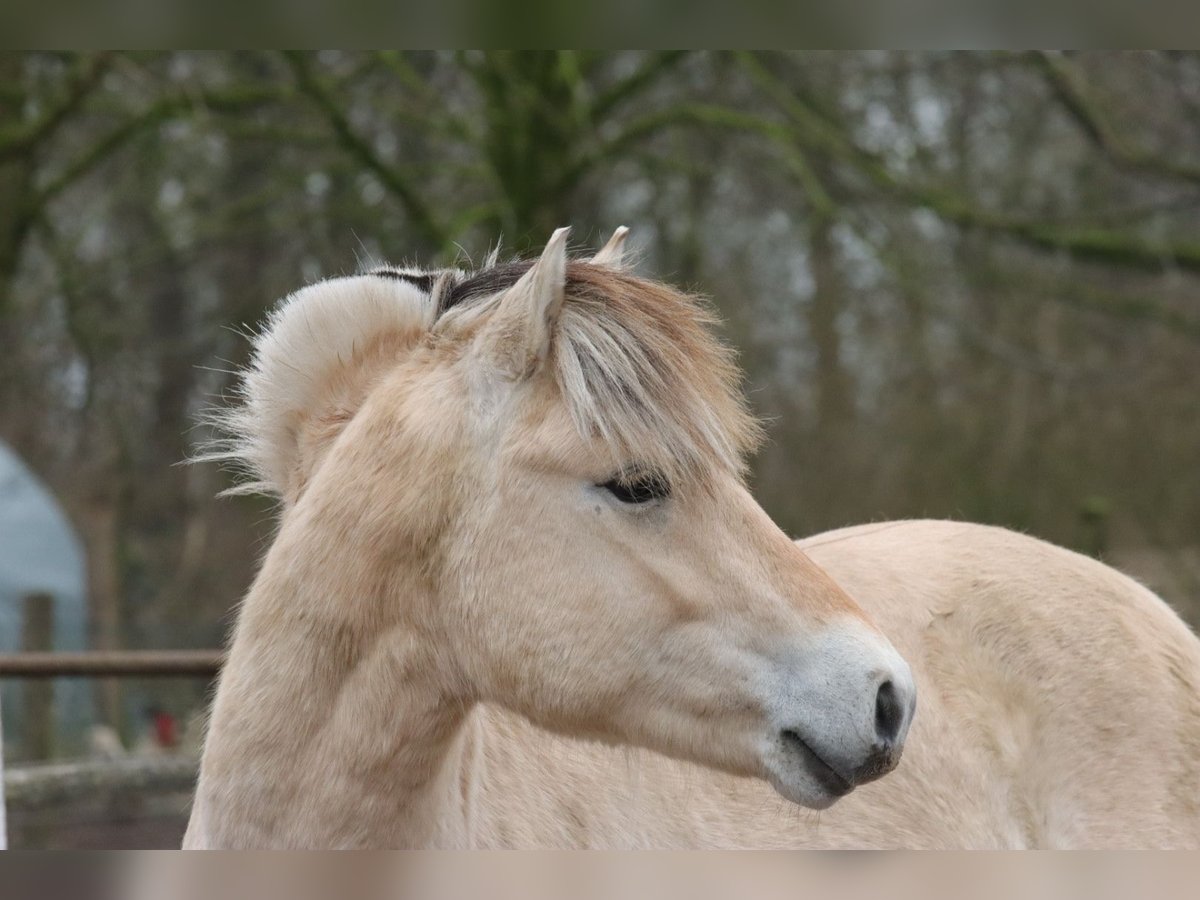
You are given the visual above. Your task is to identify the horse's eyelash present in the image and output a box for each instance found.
[599,471,671,503]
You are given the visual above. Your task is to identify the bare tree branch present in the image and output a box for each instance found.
[283,51,448,250]
[741,52,1200,275]
[590,51,690,121]
[1031,51,1200,187]
[0,53,113,161]
[32,83,286,211]
[556,102,834,215]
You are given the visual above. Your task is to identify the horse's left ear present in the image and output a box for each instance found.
[483,227,569,380]
[591,226,629,267]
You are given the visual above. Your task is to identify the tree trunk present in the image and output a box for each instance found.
[808,216,853,435]
[804,214,856,526]
[77,491,124,733]
[0,55,37,455]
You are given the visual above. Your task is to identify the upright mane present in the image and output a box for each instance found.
[438,259,763,481]
[204,248,762,499]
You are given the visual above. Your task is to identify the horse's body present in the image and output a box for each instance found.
[435,520,1200,848]
[186,229,1200,848]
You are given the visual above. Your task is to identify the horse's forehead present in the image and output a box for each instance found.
[501,399,610,470]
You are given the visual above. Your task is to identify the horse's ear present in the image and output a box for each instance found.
[483,227,570,379]
[215,273,433,504]
[591,226,629,267]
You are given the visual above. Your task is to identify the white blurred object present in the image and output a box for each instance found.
[87,724,126,760]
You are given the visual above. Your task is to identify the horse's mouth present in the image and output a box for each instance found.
[779,729,853,798]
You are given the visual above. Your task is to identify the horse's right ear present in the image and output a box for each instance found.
[213,273,433,504]
[480,227,570,380]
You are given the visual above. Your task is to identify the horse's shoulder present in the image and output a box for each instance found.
[797,518,1199,700]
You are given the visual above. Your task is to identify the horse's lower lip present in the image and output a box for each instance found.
[780,730,853,797]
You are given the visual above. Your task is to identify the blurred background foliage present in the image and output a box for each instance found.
[1,51,1199,740]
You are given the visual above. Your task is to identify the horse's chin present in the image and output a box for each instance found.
[766,774,854,811]
[760,735,856,811]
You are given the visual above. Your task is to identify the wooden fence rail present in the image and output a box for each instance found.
[0,651,224,678]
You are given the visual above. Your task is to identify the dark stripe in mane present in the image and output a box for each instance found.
[373,269,436,293]
[440,261,536,315]
[374,262,546,318]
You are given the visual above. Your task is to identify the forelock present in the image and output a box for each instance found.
[438,259,763,482]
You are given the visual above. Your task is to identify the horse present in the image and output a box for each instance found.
[185,228,1200,848]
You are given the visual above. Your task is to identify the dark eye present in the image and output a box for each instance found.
[599,471,671,504]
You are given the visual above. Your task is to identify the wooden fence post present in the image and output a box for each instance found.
[21,593,55,760]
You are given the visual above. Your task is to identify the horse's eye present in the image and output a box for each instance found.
[599,471,671,504]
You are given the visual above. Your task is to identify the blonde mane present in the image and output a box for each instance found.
[205,256,762,499]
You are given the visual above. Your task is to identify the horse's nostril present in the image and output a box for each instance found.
[874,679,904,745]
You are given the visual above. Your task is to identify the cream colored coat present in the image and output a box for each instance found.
[445,519,1200,848]
[187,518,1200,848]
[185,230,1200,848]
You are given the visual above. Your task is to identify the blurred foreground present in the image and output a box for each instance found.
[10,849,1200,898]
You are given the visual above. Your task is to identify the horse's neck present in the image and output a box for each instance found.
[185,521,468,848]
[186,511,755,849]
[462,705,764,848]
